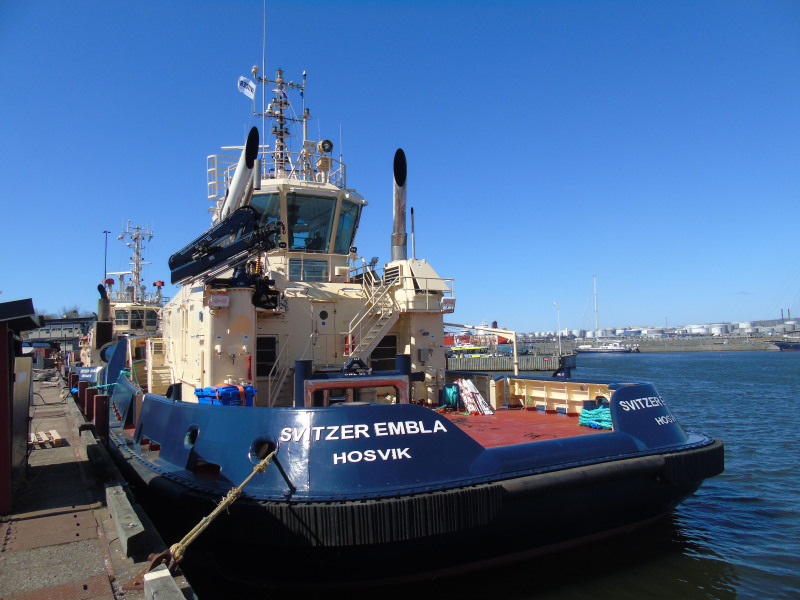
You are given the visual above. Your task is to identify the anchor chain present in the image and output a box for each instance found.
[148,448,276,573]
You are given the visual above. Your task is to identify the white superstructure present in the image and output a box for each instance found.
[157,68,455,406]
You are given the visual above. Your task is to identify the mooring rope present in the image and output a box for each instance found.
[578,406,613,429]
[150,448,277,572]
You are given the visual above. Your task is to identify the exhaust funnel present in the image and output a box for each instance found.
[219,126,260,221]
[391,148,407,261]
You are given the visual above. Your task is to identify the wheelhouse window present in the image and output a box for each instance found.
[286,194,335,252]
[333,200,361,255]
[247,192,359,256]
[130,309,144,329]
[114,310,129,326]
[145,309,158,327]
[249,193,282,227]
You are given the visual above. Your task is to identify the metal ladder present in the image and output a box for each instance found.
[347,280,399,359]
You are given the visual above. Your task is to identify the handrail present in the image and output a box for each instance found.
[208,146,355,206]
[266,334,292,407]
[300,332,314,361]
[393,275,455,312]
[264,333,316,406]
[347,279,400,355]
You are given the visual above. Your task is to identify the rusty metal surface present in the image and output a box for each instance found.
[1,508,98,552]
[0,573,114,600]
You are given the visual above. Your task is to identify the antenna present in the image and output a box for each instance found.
[411,207,416,259]
[302,70,308,143]
[251,68,306,173]
[261,0,266,149]
[593,274,598,334]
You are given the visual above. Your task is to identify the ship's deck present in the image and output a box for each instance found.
[444,407,610,448]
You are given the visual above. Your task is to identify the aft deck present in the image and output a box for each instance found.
[444,407,611,448]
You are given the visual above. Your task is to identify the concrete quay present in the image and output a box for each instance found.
[0,372,192,600]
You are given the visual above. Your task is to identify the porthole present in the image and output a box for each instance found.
[249,438,277,465]
[184,425,199,449]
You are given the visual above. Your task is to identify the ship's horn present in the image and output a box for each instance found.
[219,126,260,221]
[391,148,407,261]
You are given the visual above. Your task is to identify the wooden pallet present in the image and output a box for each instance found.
[27,430,63,448]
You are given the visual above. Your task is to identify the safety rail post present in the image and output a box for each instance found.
[94,394,109,443]
[84,387,98,419]
[294,360,313,407]
[77,380,88,414]
[266,333,293,407]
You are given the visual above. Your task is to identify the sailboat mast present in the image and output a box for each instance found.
[593,274,598,336]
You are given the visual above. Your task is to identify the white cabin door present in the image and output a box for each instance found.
[312,302,338,366]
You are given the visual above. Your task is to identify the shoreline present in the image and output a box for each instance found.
[509,337,783,356]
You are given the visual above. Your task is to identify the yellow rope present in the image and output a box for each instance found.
[167,449,277,565]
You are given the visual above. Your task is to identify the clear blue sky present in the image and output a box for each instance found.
[2,0,798,333]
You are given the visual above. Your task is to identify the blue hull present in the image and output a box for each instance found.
[104,366,723,586]
[773,341,800,351]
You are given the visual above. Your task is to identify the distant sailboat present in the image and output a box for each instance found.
[576,275,638,354]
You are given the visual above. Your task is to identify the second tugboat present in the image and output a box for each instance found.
[97,64,724,587]
[79,222,167,384]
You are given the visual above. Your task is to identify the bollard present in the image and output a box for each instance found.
[77,380,88,412]
[94,394,110,443]
[84,386,95,421]
[85,387,98,419]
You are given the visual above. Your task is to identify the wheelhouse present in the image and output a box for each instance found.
[249,190,363,255]
[113,306,159,333]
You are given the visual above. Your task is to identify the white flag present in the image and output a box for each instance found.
[237,76,256,100]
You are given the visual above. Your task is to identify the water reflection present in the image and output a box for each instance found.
[176,353,800,599]
[184,514,739,600]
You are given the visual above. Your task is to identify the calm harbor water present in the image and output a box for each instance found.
[185,352,799,599]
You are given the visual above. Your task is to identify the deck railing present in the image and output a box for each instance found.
[208,145,350,205]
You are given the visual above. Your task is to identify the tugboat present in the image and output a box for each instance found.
[79,222,167,386]
[96,64,723,588]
